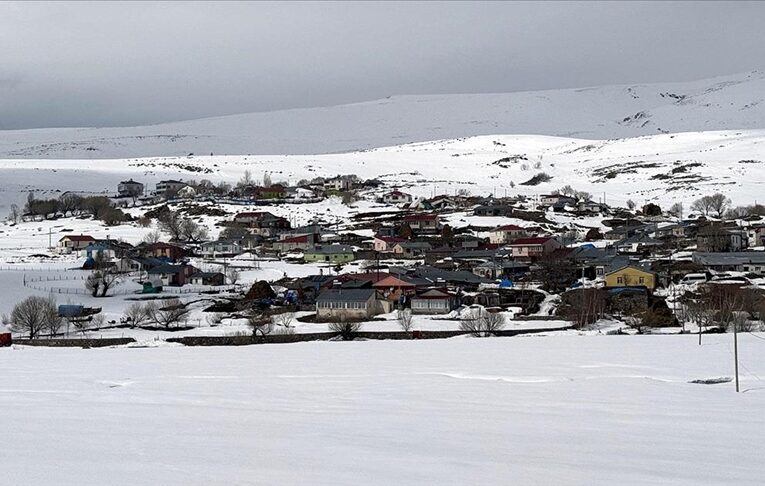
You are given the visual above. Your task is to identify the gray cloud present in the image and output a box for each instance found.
[1,1,764,129]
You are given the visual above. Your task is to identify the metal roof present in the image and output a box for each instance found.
[316,288,377,302]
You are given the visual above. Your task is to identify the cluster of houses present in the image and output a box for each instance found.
[50,171,765,325]
[113,173,380,206]
[57,235,226,289]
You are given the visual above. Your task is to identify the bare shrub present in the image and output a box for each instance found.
[272,311,295,329]
[397,309,413,333]
[459,308,505,337]
[247,313,273,337]
[205,312,225,326]
[328,318,362,340]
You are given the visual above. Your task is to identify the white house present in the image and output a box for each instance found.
[489,224,528,244]
[381,190,413,205]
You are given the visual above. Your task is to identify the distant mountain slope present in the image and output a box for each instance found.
[1,71,765,159]
[2,130,764,213]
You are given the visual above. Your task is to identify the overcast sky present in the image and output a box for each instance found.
[1,1,764,129]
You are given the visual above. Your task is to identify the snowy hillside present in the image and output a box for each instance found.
[2,129,765,214]
[2,71,765,158]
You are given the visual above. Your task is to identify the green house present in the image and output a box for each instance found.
[303,244,355,264]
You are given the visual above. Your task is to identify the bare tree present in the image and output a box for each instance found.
[263,172,272,187]
[238,170,253,188]
[157,210,184,240]
[146,299,190,329]
[85,269,121,297]
[59,193,83,216]
[3,296,60,339]
[225,267,241,285]
[124,302,151,328]
[692,193,731,218]
[626,199,636,211]
[668,202,683,218]
[397,309,414,333]
[180,219,208,242]
[8,203,20,224]
[142,229,162,244]
[708,193,731,218]
[459,308,505,337]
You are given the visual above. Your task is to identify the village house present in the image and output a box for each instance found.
[410,289,457,314]
[147,263,197,287]
[474,203,514,217]
[508,237,562,261]
[604,265,657,291]
[233,211,291,236]
[696,225,747,252]
[392,241,432,258]
[57,234,96,254]
[79,240,133,268]
[747,224,765,247]
[140,242,186,262]
[402,213,441,233]
[117,179,144,198]
[189,271,225,286]
[472,261,530,280]
[373,235,406,253]
[615,233,663,254]
[303,244,355,264]
[604,224,651,241]
[489,224,528,244]
[372,274,418,304]
[539,194,577,207]
[381,190,413,205]
[315,288,387,321]
[427,195,458,211]
[692,252,765,273]
[324,175,358,192]
[273,234,316,253]
[153,180,187,196]
[249,184,288,200]
[199,240,245,259]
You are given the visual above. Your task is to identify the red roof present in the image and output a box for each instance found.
[494,224,524,231]
[510,237,553,246]
[372,275,416,288]
[335,272,389,284]
[279,235,310,244]
[375,235,406,243]
[60,235,95,242]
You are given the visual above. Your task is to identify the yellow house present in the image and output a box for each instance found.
[604,265,657,291]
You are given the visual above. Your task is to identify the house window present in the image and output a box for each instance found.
[617,277,624,284]
[638,277,645,284]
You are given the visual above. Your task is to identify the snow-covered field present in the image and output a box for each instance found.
[1,70,765,158]
[1,334,763,485]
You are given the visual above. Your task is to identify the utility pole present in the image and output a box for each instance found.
[733,319,740,393]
